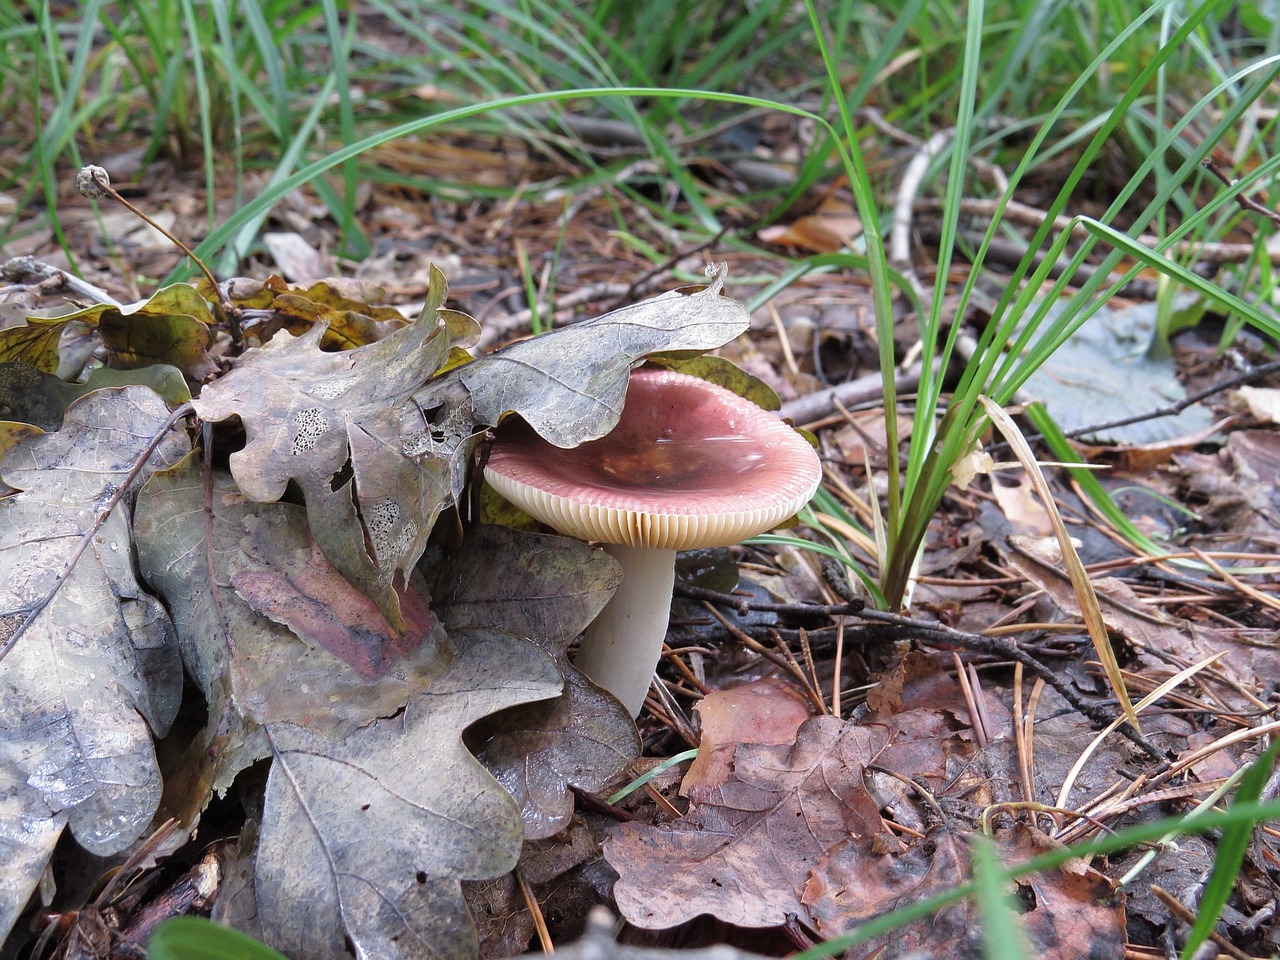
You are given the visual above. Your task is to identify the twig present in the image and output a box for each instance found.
[778,363,923,426]
[672,582,1169,762]
[996,356,1280,448]
[1202,152,1280,227]
[917,196,1280,263]
[853,607,1171,762]
[0,255,121,306]
[1150,885,1256,960]
[604,224,732,312]
[674,582,863,617]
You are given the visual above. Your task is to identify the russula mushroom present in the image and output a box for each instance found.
[483,367,822,717]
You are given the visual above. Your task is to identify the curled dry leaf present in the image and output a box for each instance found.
[429,269,750,448]
[0,284,220,380]
[191,265,476,630]
[206,274,414,349]
[0,387,187,940]
[609,657,1023,938]
[681,678,813,800]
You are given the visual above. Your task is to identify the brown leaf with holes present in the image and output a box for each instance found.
[191,265,476,630]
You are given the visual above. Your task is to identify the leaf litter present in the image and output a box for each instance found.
[2,157,1280,960]
[0,253,774,959]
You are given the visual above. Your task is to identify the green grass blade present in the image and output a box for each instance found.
[971,836,1031,960]
[147,917,288,960]
[1181,739,1280,959]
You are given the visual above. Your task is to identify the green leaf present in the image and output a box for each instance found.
[147,918,288,960]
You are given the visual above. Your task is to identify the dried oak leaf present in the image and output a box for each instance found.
[606,715,890,929]
[0,361,190,432]
[191,265,477,630]
[251,629,562,960]
[2,284,220,379]
[422,267,750,448]
[207,275,413,349]
[804,826,1125,960]
[135,458,453,744]
[0,387,187,940]
[433,525,637,839]
[231,510,440,680]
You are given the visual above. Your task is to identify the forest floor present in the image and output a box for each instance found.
[3,115,1280,960]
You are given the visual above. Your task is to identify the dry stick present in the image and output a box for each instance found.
[777,363,924,427]
[1149,885,1256,960]
[515,867,553,955]
[0,255,122,306]
[677,583,1170,762]
[982,354,1280,458]
[0,402,193,666]
[1202,153,1280,227]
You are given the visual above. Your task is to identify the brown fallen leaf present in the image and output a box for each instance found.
[434,525,637,839]
[606,715,890,929]
[757,196,862,254]
[682,678,812,800]
[232,515,438,679]
[804,826,1124,960]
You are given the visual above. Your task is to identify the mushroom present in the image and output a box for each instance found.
[483,367,822,717]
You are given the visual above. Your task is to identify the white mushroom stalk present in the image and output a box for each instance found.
[483,368,822,717]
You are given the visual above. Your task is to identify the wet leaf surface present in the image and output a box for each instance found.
[434,525,637,838]
[191,267,474,629]
[0,387,187,933]
[252,629,561,960]
[0,361,191,432]
[431,525,621,657]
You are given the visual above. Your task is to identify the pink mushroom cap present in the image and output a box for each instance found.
[484,368,822,549]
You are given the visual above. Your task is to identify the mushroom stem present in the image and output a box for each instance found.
[573,545,677,717]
